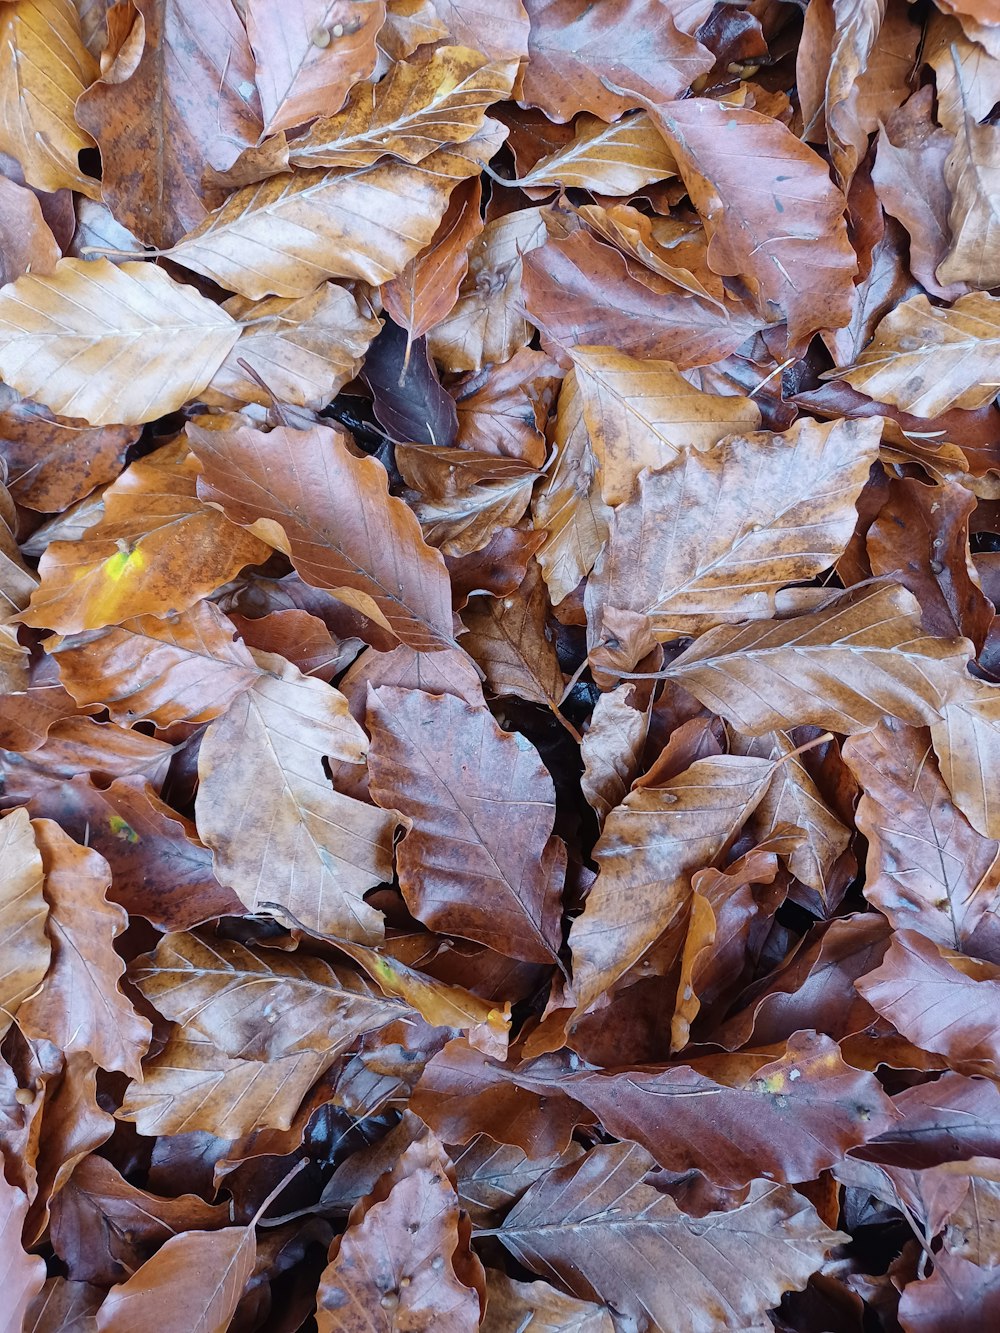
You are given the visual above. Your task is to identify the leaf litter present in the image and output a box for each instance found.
[3,0,1000,1329]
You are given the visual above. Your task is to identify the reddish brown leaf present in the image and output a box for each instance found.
[367,686,564,962]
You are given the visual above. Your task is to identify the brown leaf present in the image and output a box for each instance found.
[571,345,760,506]
[189,423,455,652]
[410,1037,590,1157]
[0,0,98,197]
[898,1251,1000,1333]
[547,1031,896,1187]
[0,1165,46,1330]
[0,176,59,286]
[315,1127,484,1332]
[428,206,547,373]
[270,45,517,172]
[0,259,241,427]
[462,558,565,717]
[203,283,381,412]
[23,441,271,633]
[396,442,538,555]
[872,88,966,302]
[497,1142,846,1333]
[522,229,760,367]
[382,176,484,342]
[665,582,973,736]
[247,0,386,136]
[118,1029,335,1138]
[650,98,857,352]
[75,0,262,248]
[50,1154,231,1287]
[168,125,505,299]
[857,929,1000,1069]
[367,686,564,962]
[518,0,713,123]
[567,754,775,1012]
[432,0,529,61]
[829,290,1000,417]
[19,821,151,1077]
[588,416,880,647]
[195,651,398,940]
[23,774,243,932]
[532,367,611,606]
[482,1273,612,1333]
[936,72,1000,290]
[0,809,50,1043]
[130,930,406,1061]
[50,601,261,726]
[94,1219,256,1333]
[868,475,992,646]
[580,684,648,827]
[25,1278,104,1332]
[931,679,1000,840]
[512,111,676,194]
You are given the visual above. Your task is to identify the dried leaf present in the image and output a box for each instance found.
[0,0,98,197]
[23,441,271,634]
[498,1142,845,1333]
[189,423,455,652]
[195,651,398,940]
[0,260,240,427]
[247,0,387,136]
[0,1165,46,1330]
[367,686,564,962]
[0,809,50,1042]
[168,126,506,299]
[665,582,972,736]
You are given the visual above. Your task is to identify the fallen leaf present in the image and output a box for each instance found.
[367,686,564,962]
[22,440,271,633]
[0,260,240,427]
[195,651,398,939]
[0,1165,46,1330]
[189,422,455,652]
[665,582,972,735]
[0,809,50,1042]
[497,1142,846,1333]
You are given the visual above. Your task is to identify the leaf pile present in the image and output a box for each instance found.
[4,1,1000,1330]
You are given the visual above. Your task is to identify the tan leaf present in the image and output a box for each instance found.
[50,601,261,727]
[196,651,398,941]
[247,0,386,136]
[665,582,973,736]
[649,98,856,352]
[568,754,774,1012]
[931,678,1000,839]
[0,0,98,197]
[580,684,649,827]
[844,722,1000,954]
[118,1029,335,1138]
[0,176,60,286]
[279,45,517,170]
[532,368,611,605]
[513,111,676,193]
[202,283,381,412]
[18,822,151,1078]
[0,808,50,1042]
[367,686,564,963]
[925,11,1000,136]
[0,260,240,427]
[189,423,455,651]
[427,206,547,373]
[587,416,881,645]
[571,345,761,506]
[937,94,1000,289]
[0,1167,46,1330]
[481,1273,613,1333]
[576,205,727,306]
[827,290,1000,417]
[131,930,406,1061]
[316,1128,484,1332]
[498,1142,845,1333]
[22,441,272,634]
[168,125,505,299]
[431,0,529,61]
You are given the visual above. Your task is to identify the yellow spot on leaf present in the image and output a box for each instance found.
[108,815,139,843]
[104,545,147,583]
